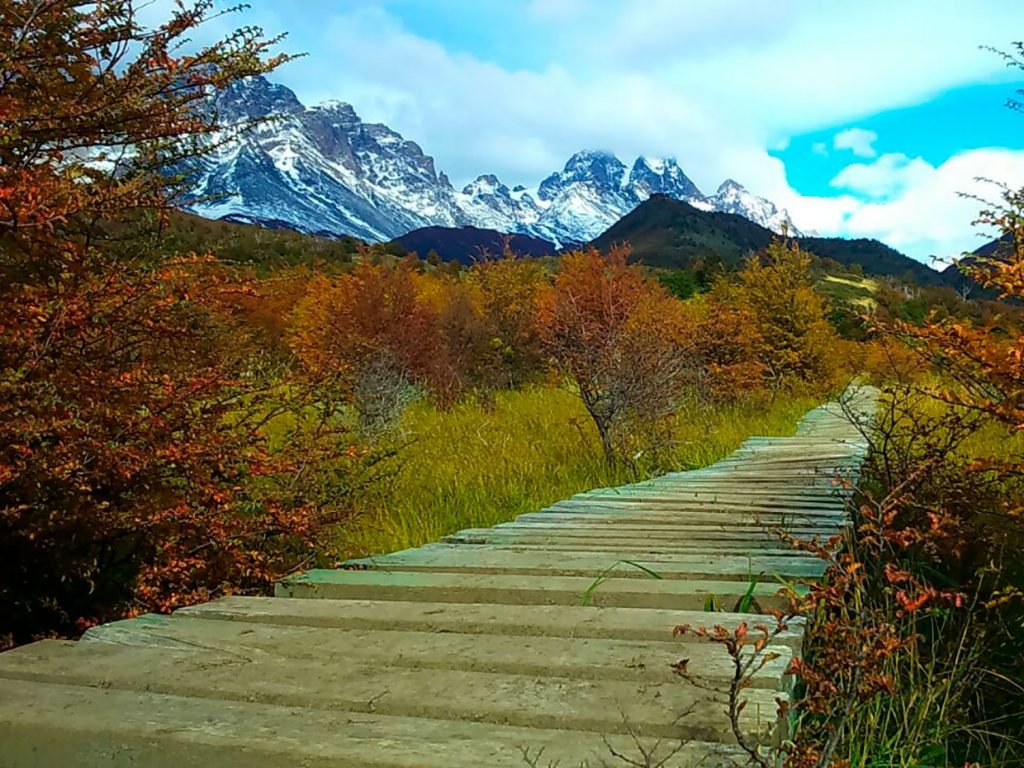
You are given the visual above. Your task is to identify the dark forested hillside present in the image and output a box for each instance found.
[141,211,365,268]
[392,226,559,264]
[591,195,773,268]
[590,194,946,285]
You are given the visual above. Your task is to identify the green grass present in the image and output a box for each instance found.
[342,386,821,557]
[819,273,879,309]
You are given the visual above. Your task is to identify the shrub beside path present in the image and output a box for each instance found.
[0,389,876,767]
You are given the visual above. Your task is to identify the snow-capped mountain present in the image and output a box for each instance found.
[190,77,464,242]
[709,179,799,237]
[186,76,802,244]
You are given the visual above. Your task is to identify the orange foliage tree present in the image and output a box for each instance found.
[901,186,1024,430]
[289,259,443,430]
[290,254,550,421]
[714,240,843,394]
[467,254,548,389]
[0,0,345,649]
[539,246,698,467]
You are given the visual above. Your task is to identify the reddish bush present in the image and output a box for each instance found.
[538,246,699,466]
[0,1,343,649]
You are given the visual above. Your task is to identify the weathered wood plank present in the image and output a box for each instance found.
[174,596,808,648]
[276,569,798,611]
[79,614,793,689]
[0,640,787,743]
[345,544,827,580]
[0,679,753,768]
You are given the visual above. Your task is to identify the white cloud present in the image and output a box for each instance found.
[707,147,1024,262]
[838,149,1024,262]
[830,153,933,198]
[833,128,879,158]
[262,0,1024,185]
[777,149,1024,262]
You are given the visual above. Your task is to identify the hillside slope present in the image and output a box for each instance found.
[591,195,945,284]
[393,226,559,264]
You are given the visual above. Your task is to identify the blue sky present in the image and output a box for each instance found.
[773,83,1023,195]
[203,0,1024,263]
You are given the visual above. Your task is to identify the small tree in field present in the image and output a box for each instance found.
[290,261,442,430]
[468,254,548,389]
[539,246,697,467]
[717,240,841,393]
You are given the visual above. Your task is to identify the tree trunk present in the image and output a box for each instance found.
[595,419,616,468]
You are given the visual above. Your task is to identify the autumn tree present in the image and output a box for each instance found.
[686,295,767,402]
[290,260,442,431]
[428,276,493,405]
[290,254,551,420]
[539,246,698,467]
[0,1,344,649]
[715,240,842,393]
[467,253,548,389]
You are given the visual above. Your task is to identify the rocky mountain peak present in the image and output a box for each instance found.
[214,75,304,121]
[189,77,803,243]
[716,179,745,194]
[463,174,506,195]
[538,150,629,201]
[310,99,361,126]
[628,156,704,201]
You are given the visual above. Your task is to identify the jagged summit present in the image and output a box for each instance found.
[627,156,703,202]
[538,151,629,201]
[710,178,798,236]
[187,76,803,244]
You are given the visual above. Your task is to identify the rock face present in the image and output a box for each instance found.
[186,76,802,243]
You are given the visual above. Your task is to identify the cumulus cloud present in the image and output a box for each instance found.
[720,147,1023,262]
[833,128,879,158]
[830,153,934,198]
[839,149,1024,262]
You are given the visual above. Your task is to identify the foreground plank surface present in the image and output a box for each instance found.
[0,389,875,767]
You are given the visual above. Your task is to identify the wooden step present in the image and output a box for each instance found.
[78,613,794,690]
[174,596,808,649]
[275,569,799,611]
[0,640,787,744]
[0,679,753,768]
[345,543,828,580]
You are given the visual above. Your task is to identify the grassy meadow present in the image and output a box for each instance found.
[818,273,880,309]
[341,386,822,557]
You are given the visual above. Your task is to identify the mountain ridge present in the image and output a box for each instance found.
[393,226,559,264]
[186,76,802,245]
[591,195,945,283]
[387,195,944,287]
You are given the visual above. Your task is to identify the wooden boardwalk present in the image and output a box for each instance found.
[0,390,875,767]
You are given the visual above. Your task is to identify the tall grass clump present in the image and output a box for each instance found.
[342,386,820,557]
